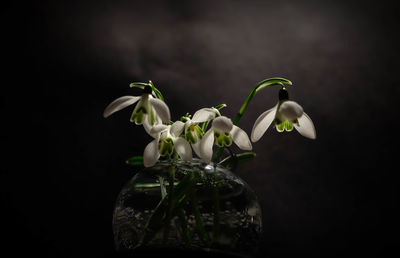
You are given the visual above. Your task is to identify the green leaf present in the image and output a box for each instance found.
[139,172,196,246]
[125,156,144,166]
[190,187,211,246]
[219,152,256,169]
[177,208,192,247]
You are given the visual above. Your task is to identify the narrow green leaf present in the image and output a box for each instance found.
[191,187,211,246]
[219,152,256,169]
[139,172,196,246]
[177,209,192,247]
[125,156,144,166]
[236,152,257,161]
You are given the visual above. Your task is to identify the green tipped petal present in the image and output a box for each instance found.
[149,104,156,125]
[130,99,148,124]
[186,131,196,144]
[284,120,294,131]
[185,124,203,144]
[158,137,174,157]
[214,131,232,147]
[216,137,224,147]
[276,122,285,132]
[131,112,144,124]
[223,135,232,146]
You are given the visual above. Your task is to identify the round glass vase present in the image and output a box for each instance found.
[112,159,262,257]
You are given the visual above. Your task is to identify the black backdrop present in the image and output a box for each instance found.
[2,0,399,257]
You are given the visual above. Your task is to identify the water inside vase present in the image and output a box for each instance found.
[113,159,262,256]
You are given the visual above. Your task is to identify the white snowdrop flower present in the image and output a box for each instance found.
[143,121,192,167]
[182,107,219,158]
[199,116,252,163]
[251,89,316,141]
[103,86,170,126]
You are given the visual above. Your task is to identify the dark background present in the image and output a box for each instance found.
[2,0,399,257]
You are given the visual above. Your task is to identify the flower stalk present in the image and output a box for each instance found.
[163,163,176,244]
[232,77,292,125]
[212,173,221,241]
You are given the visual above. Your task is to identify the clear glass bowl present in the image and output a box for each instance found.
[113,159,262,257]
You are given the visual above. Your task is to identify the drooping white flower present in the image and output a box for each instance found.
[103,86,170,126]
[182,107,219,158]
[143,121,192,167]
[251,99,316,141]
[199,116,252,163]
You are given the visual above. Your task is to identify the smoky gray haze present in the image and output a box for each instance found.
[3,0,398,257]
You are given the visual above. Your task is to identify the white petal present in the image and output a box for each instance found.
[149,97,171,123]
[144,118,163,138]
[191,141,202,158]
[143,118,153,136]
[279,101,304,120]
[251,106,277,142]
[170,121,185,137]
[103,96,141,118]
[212,116,233,133]
[192,108,217,123]
[231,125,252,150]
[150,124,169,136]
[199,129,215,163]
[173,137,192,161]
[143,139,160,167]
[294,112,316,139]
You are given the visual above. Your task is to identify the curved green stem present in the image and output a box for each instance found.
[232,77,292,125]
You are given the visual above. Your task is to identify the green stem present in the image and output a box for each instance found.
[191,184,211,247]
[212,173,220,241]
[149,80,165,101]
[139,172,195,247]
[177,209,192,247]
[163,164,176,244]
[159,176,167,199]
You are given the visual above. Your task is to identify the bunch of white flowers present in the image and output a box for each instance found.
[104,79,316,167]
